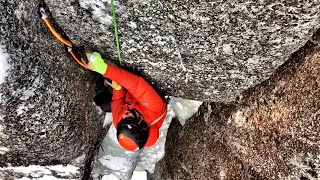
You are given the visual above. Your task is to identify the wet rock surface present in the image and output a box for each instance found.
[154,41,320,179]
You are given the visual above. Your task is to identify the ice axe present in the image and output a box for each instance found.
[37,1,89,69]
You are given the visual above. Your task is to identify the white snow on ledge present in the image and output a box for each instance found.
[0,45,10,84]
[169,96,203,126]
[0,165,79,179]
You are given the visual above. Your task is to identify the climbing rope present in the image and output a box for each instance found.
[111,0,122,65]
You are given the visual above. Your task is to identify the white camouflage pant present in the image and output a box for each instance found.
[92,105,175,180]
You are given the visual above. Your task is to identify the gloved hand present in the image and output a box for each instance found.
[85,52,107,75]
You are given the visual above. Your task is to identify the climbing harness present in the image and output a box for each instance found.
[37,1,88,69]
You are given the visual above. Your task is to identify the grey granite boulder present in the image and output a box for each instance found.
[46,0,319,101]
[0,0,105,178]
[153,40,320,179]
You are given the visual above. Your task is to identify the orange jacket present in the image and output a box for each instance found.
[103,65,167,147]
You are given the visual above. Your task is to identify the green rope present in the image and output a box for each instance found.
[111,0,122,65]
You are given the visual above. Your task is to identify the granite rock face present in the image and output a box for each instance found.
[154,41,320,179]
[0,0,319,179]
[46,0,319,101]
[0,0,105,178]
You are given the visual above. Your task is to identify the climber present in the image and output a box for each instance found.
[86,51,167,151]
[84,52,172,179]
[37,2,172,178]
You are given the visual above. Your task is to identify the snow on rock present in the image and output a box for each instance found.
[79,0,113,25]
[0,146,9,155]
[169,96,202,126]
[0,165,79,179]
[103,112,113,127]
[0,0,319,179]
[47,165,79,177]
[0,1,105,173]
[0,45,10,157]
[131,170,147,180]
[0,45,10,84]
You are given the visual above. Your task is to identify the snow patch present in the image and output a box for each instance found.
[128,21,137,29]
[171,36,186,72]
[0,45,10,84]
[17,104,28,115]
[79,0,113,25]
[169,96,202,126]
[20,76,42,101]
[73,154,86,165]
[47,165,79,177]
[0,165,79,179]
[16,103,35,116]
[103,112,113,127]
[19,89,36,101]
[222,44,232,54]
[16,175,75,180]
[101,174,119,180]
[127,48,137,53]
[131,170,147,180]
[0,146,10,155]
[234,111,247,127]
[14,3,27,20]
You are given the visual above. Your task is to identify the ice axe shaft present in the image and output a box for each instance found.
[37,1,88,69]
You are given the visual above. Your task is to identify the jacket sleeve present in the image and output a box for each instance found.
[103,65,166,115]
[112,87,126,101]
[111,87,127,126]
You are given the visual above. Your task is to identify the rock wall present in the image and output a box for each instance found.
[0,0,319,179]
[0,0,105,178]
[45,0,319,101]
[154,38,320,179]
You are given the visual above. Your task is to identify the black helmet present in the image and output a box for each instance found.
[116,110,149,151]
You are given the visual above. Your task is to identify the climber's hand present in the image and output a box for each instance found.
[84,52,108,75]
